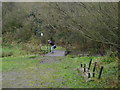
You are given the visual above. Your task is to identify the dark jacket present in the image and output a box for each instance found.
[48,40,54,46]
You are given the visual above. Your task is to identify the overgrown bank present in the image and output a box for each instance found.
[2,2,119,57]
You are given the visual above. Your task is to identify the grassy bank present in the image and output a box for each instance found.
[2,43,66,58]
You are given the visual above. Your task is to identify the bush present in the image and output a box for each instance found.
[101,56,118,63]
[2,51,13,57]
[106,50,117,58]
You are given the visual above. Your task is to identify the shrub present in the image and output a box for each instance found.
[106,50,117,58]
[101,56,118,63]
[2,51,13,57]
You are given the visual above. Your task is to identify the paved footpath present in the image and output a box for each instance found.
[45,50,65,56]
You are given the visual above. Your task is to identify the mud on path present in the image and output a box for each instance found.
[2,55,66,88]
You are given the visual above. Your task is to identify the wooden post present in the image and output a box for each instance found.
[81,64,82,67]
[88,73,90,78]
[98,66,104,79]
[88,59,92,70]
[84,64,86,72]
[93,62,97,77]
[93,72,95,77]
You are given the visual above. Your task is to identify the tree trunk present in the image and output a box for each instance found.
[99,43,105,56]
[117,47,120,60]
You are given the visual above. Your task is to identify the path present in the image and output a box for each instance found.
[45,50,65,56]
[2,50,67,88]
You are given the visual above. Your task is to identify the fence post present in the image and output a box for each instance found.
[93,62,97,77]
[88,59,92,70]
[93,72,95,77]
[98,66,104,79]
[84,64,86,72]
[88,73,90,78]
[81,64,82,67]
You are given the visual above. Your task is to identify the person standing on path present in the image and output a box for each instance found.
[48,40,56,53]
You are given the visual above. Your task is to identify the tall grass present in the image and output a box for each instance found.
[2,44,30,57]
[2,41,66,58]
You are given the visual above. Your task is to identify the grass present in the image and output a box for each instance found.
[41,45,66,51]
[2,55,39,72]
[1,44,119,88]
[2,44,65,58]
[2,54,119,88]
[2,44,30,57]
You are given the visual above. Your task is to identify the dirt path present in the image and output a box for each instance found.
[2,50,66,88]
[45,50,65,56]
[39,56,60,64]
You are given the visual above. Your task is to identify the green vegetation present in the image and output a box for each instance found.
[1,44,119,88]
[41,45,66,51]
[2,45,27,57]
[2,2,119,57]
[1,2,119,88]
[2,55,38,72]
[2,54,118,88]
[2,43,65,58]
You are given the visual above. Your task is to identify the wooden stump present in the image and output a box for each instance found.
[77,68,94,82]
